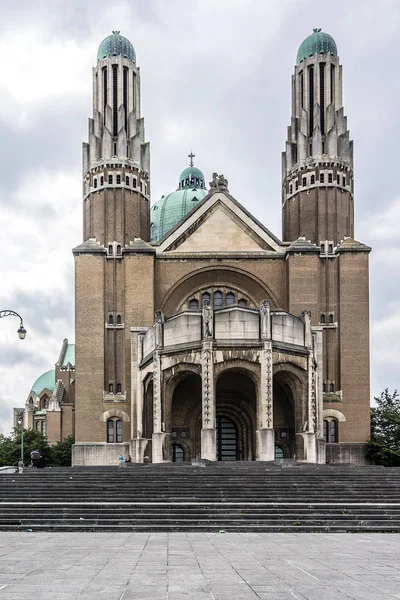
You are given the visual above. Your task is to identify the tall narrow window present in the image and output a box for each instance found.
[117,383,122,394]
[320,314,326,324]
[117,244,121,254]
[125,175,129,186]
[329,313,334,323]
[328,173,333,184]
[319,63,325,135]
[311,175,315,185]
[132,72,136,111]
[117,314,122,325]
[100,176,104,186]
[201,292,211,305]
[123,67,128,131]
[323,419,328,442]
[342,176,346,186]
[289,184,292,194]
[116,419,123,442]
[132,177,137,188]
[108,314,114,325]
[337,174,340,184]
[300,71,304,109]
[189,298,199,310]
[108,174,113,184]
[308,65,314,134]
[329,419,338,443]
[112,65,118,137]
[330,64,335,105]
[103,67,107,124]
[108,383,114,394]
[213,291,223,308]
[302,177,306,187]
[94,178,97,189]
[226,292,235,305]
[295,181,298,191]
[323,383,327,393]
[321,243,325,253]
[116,174,121,184]
[320,173,325,183]
[330,382,335,393]
[328,244,333,254]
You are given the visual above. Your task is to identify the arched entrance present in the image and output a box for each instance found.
[215,369,257,461]
[273,367,304,459]
[169,371,202,462]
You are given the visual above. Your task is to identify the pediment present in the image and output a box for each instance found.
[158,191,282,254]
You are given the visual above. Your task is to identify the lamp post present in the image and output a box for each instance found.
[0,310,27,339]
[17,417,24,466]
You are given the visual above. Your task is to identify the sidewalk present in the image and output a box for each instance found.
[0,532,399,599]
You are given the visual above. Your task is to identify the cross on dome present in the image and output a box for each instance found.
[188,151,195,167]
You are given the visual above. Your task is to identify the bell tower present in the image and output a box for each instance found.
[82,31,150,244]
[282,29,353,246]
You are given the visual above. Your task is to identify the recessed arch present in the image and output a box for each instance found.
[100,409,130,422]
[160,266,280,316]
[323,409,346,422]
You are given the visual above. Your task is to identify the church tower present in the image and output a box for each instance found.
[73,32,154,452]
[282,29,353,246]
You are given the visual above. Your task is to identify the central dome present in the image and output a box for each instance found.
[97,31,136,63]
[150,158,208,243]
[297,29,337,64]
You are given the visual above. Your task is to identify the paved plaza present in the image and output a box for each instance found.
[0,532,399,599]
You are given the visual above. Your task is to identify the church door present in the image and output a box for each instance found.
[217,416,237,461]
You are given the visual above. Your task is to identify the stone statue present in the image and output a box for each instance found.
[155,310,164,348]
[260,299,271,340]
[202,299,213,339]
[209,172,229,192]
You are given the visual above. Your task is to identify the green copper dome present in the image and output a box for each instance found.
[31,369,55,397]
[297,29,337,64]
[150,158,208,243]
[98,31,136,63]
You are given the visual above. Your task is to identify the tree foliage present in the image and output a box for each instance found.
[367,389,400,466]
[0,430,74,467]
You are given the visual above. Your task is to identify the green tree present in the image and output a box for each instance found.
[50,435,74,466]
[367,389,400,466]
[0,429,51,467]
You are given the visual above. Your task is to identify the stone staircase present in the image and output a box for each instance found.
[1,462,400,532]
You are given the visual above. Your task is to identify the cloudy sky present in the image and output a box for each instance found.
[0,0,399,436]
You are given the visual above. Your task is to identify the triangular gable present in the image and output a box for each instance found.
[158,191,283,253]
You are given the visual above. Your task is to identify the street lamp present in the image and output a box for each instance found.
[17,417,24,465]
[0,310,27,339]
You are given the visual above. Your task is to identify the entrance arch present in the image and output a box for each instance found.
[215,369,257,461]
[273,365,306,459]
[169,371,202,462]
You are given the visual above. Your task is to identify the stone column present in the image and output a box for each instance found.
[301,311,318,463]
[201,300,216,461]
[130,327,148,463]
[257,300,275,461]
[152,311,167,463]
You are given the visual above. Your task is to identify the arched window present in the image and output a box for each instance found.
[116,174,121,185]
[117,244,121,254]
[275,446,284,459]
[116,314,122,325]
[329,382,335,393]
[108,174,113,184]
[132,177,137,188]
[189,298,199,310]
[238,299,247,307]
[311,174,315,185]
[295,181,298,191]
[329,313,334,324]
[321,243,325,253]
[302,177,306,187]
[100,176,104,186]
[226,292,235,305]
[323,382,327,393]
[116,383,122,394]
[213,291,223,308]
[108,244,113,255]
[201,292,211,305]
[328,244,333,254]
[320,314,326,324]
[337,174,340,184]
[320,173,325,183]
[125,176,129,186]
[328,173,333,184]
[289,184,292,194]
[43,398,48,410]
[108,314,114,325]
[342,176,346,186]
[323,419,328,441]
[94,178,97,188]
[107,418,123,443]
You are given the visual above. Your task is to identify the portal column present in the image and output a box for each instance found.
[301,311,319,463]
[130,327,148,463]
[152,311,167,463]
[257,300,275,461]
[201,300,216,461]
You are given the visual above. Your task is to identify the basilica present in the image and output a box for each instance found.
[66,29,371,465]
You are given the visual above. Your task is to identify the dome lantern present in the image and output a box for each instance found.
[296,29,337,64]
[97,31,136,63]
